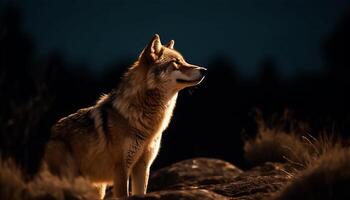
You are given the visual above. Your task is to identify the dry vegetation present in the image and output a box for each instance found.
[270,148,350,200]
[0,159,99,200]
[244,111,342,168]
[243,111,350,200]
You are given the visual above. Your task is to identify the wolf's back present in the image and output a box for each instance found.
[51,107,95,138]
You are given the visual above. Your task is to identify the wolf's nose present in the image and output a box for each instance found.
[200,68,207,76]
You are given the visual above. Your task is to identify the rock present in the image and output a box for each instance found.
[206,162,293,200]
[148,158,243,191]
[129,189,229,200]
[129,158,293,200]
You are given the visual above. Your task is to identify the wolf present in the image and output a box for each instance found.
[42,34,206,199]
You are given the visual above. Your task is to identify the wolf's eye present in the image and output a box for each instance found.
[172,59,181,65]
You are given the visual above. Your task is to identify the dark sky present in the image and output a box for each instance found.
[14,0,350,78]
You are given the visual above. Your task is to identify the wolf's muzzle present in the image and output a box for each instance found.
[199,68,207,77]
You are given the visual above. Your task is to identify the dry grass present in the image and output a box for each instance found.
[0,159,26,200]
[244,111,350,200]
[270,148,350,200]
[244,111,341,168]
[0,158,99,200]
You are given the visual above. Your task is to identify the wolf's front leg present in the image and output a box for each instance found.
[131,137,161,196]
[113,164,129,199]
[93,183,106,200]
[131,159,150,195]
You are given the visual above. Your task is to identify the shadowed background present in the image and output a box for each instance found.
[0,0,350,174]
[17,0,350,78]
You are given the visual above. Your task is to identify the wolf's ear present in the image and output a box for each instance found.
[149,34,162,54]
[165,40,175,49]
[140,34,163,62]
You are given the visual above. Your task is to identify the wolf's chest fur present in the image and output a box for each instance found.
[117,93,177,169]
[89,89,178,171]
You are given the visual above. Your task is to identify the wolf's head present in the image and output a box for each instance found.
[134,34,206,93]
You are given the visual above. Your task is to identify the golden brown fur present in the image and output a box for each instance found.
[43,34,206,199]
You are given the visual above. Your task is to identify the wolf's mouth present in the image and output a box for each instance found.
[176,77,204,84]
